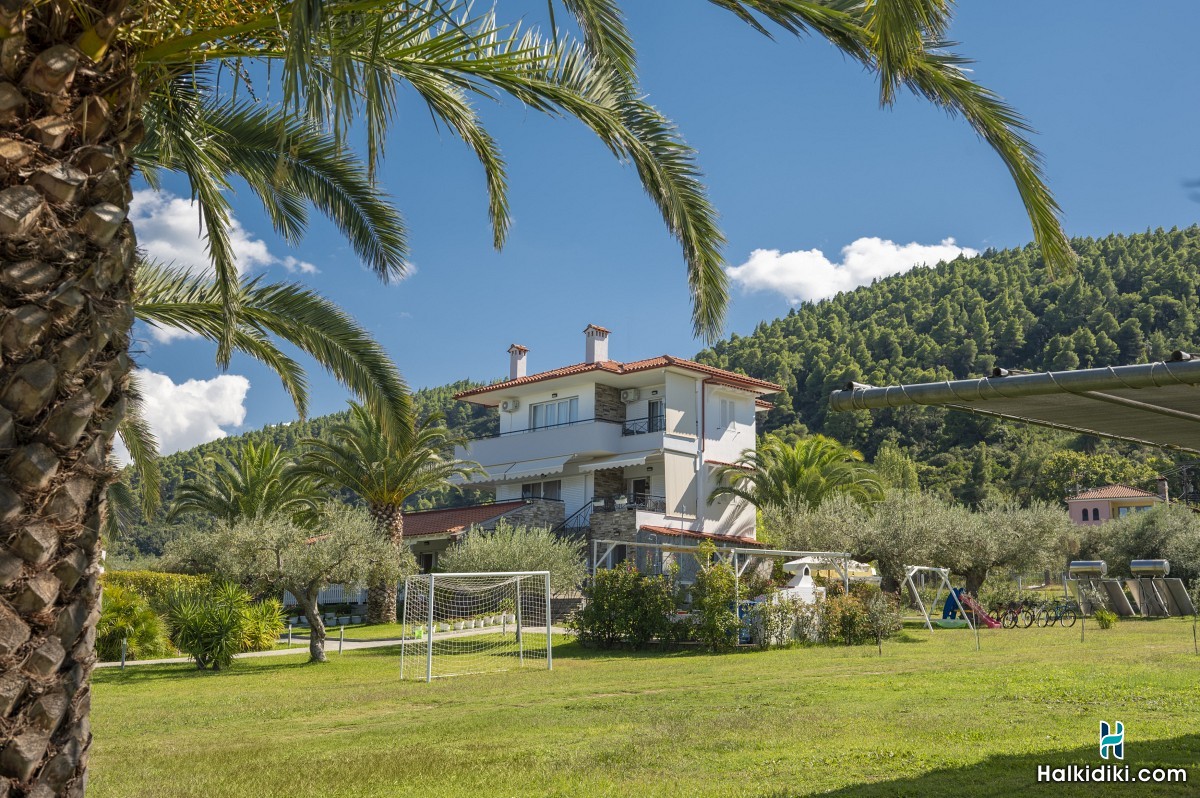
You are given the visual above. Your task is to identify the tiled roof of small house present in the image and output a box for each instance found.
[454,355,782,403]
[400,500,530,538]
[1066,484,1161,501]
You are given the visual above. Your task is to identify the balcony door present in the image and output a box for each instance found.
[648,399,665,432]
[629,478,650,506]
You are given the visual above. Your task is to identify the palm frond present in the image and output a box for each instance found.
[117,374,163,520]
[134,261,412,442]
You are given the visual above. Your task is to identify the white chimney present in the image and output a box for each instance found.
[508,344,528,379]
[1157,476,1169,502]
[584,324,610,363]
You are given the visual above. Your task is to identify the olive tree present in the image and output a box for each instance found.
[170,505,413,662]
[438,521,586,594]
[934,499,1073,595]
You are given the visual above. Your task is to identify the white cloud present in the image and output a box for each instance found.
[114,369,250,462]
[129,189,320,278]
[725,236,978,304]
[130,190,320,344]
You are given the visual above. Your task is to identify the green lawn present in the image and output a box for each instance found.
[91,618,1200,797]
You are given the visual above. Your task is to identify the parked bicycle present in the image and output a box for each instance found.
[1034,598,1078,628]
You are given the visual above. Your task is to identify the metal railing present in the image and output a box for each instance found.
[622,415,665,436]
[591,494,667,513]
[470,417,624,440]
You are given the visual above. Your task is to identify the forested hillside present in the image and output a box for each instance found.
[115,228,1199,561]
[696,227,1199,499]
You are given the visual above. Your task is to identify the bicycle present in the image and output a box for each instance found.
[1036,598,1078,628]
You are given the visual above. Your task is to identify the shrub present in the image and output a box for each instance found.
[96,585,174,662]
[747,590,816,649]
[102,570,211,613]
[568,563,674,649]
[167,583,277,669]
[689,542,740,651]
[864,590,903,649]
[241,598,285,652]
[819,593,873,645]
[1093,608,1119,630]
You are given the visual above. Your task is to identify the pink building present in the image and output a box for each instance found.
[1066,484,1163,525]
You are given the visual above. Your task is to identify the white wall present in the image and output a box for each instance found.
[495,377,598,434]
[704,387,756,463]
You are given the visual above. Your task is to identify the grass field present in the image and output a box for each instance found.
[91,618,1200,797]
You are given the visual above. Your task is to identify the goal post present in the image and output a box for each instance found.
[400,571,553,681]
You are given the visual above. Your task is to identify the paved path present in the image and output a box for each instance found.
[95,625,569,668]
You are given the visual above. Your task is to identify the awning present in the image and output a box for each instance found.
[576,453,650,473]
[828,355,1200,453]
[454,463,514,485]
[498,456,571,482]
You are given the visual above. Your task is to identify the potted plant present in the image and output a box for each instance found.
[438,622,450,633]
[350,615,362,625]
[613,494,628,510]
[452,619,465,631]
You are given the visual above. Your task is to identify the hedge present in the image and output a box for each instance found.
[102,571,212,612]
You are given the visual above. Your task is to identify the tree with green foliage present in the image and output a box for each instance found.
[1034,451,1160,504]
[298,404,479,623]
[934,499,1074,595]
[167,441,321,525]
[710,435,884,513]
[171,506,411,662]
[1080,504,1200,583]
[874,441,920,491]
[439,522,586,594]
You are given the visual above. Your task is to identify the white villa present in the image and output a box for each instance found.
[453,324,781,563]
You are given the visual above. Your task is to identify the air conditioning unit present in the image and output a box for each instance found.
[499,398,520,413]
[619,388,640,403]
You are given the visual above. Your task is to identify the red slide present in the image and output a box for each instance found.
[958,593,1002,629]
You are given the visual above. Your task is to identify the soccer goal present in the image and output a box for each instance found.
[399,571,552,681]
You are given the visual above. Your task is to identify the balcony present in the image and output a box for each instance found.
[462,418,626,470]
[622,415,665,436]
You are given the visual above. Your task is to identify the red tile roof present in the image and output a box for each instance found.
[455,355,782,403]
[1067,484,1161,501]
[639,524,765,547]
[401,500,529,539]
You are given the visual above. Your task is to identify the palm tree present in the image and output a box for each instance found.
[297,404,481,623]
[167,440,321,525]
[0,2,1071,790]
[709,435,885,513]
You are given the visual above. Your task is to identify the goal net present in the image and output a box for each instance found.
[400,571,552,681]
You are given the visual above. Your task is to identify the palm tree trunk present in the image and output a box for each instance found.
[366,505,404,624]
[0,5,138,794]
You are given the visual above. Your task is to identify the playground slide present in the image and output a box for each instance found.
[957,593,1001,629]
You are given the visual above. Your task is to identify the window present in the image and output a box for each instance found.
[1092,507,1100,521]
[719,398,735,428]
[648,399,665,432]
[419,552,436,573]
[521,480,561,501]
[1081,508,1088,521]
[530,396,579,429]
[1118,506,1130,518]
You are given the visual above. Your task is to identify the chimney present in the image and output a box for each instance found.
[584,324,610,363]
[508,344,528,379]
[1157,476,1169,503]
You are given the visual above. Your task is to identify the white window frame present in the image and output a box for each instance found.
[530,396,579,430]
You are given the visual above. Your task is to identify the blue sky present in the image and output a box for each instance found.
[131,1,1200,455]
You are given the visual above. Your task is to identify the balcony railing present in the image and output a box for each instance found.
[622,415,665,436]
[468,417,623,441]
[551,494,668,535]
[592,494,667,513]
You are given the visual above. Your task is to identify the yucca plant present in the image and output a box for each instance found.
[240,598,286,653]
[166,582,251,671]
